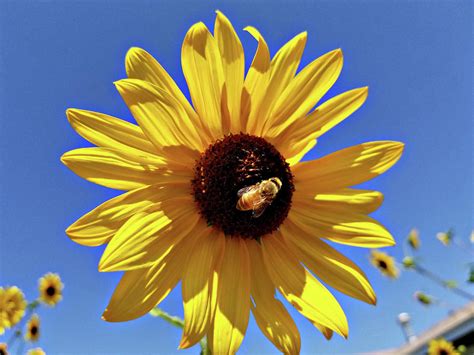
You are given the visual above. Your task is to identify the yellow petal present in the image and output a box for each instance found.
[241,26,270,134]
[281,221,376,304]
[289,206,395,248]
[261,233,348,338]
[293,141,404,193]
[294,188,384,214]
[61,147,168,190]
[214,11,244,134]
[115,79,205,152]
[286,139,316,166]
[251,32,307,136]
[208,237,251,355]
[66,108,161,159]
[247,240,301,355]
[180,229,225,349]
[66,184,183,246]
[276,87,369,160]
[308,86,368,139]
[99,197,202,272]
[312,322,333,340]
[267,49,343,136]
[125,47,213,145]
[182,22,225,140]
[102,237,191,322]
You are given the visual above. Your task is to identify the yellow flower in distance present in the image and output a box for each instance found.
[39,273,63,306]
[407,228,420,249]
[25,314,40,342]
[428,338,459,355]
[0,286,26,334]
[27,348,46,355]
[61,11,404,354]
[0,343,8,355]
[370,250,399,278]
[437,232,452,246]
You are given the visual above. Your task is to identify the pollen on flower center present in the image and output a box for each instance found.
[192,133,294,239]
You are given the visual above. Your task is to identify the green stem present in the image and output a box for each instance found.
[6,329,21,348]
[414,265,474,301]
[150,308,184,328]
[151,307,211,354]
[7,300,40,349]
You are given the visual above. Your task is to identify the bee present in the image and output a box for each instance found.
[236,177,282,218]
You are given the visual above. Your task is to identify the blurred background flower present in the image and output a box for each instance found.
[38,273,63,307]
[24,314,40,343]
[370,250,399,279]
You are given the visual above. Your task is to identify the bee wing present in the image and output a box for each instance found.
[251,200,271,218]
[237,185,258,197]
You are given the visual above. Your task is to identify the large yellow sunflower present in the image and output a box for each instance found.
[62,11,403,354]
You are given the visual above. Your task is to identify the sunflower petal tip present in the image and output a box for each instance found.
[65,108,76,118]
[178,337,191,349]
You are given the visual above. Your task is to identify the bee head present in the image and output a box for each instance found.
[269,177,282,189]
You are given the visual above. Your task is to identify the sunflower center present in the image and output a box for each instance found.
[46,286,55,296]
[192,133,294,239]
[31,326,38,335]
[378,260,388,270]
[439,350,448,355]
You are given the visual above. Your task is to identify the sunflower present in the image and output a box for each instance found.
[428,338,460,355]
[437,230,453,246]
[370,250,399,279]
[27,348,46,355]
[0,287,26,334]
[25,314,40,342]
[38,273,63,306]
[62,11,403,353]
[0,343,8,355]
[407,228,420,250]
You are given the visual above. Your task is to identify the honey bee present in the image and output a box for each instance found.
[236,177,282,218]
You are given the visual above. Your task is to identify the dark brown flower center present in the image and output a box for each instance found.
[46,286,55,297]
[378,260,388,270]
[192,134,294,239]
[31,326,38,335]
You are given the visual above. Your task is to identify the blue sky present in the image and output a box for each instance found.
[0,0,472,353]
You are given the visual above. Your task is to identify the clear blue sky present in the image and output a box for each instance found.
[0,0,472,353]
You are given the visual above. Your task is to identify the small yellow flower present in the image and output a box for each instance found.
[407,228,420,249]
[39,273,63,306]
[0,343,8,355]
[402,256,416,269]
[25,314,40,342]
[428,338,459,355]
[370,250,399,278]
[0,286,27,334]
[27,348,46,355]
[470,230,474,244]
[437,230,453,246]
